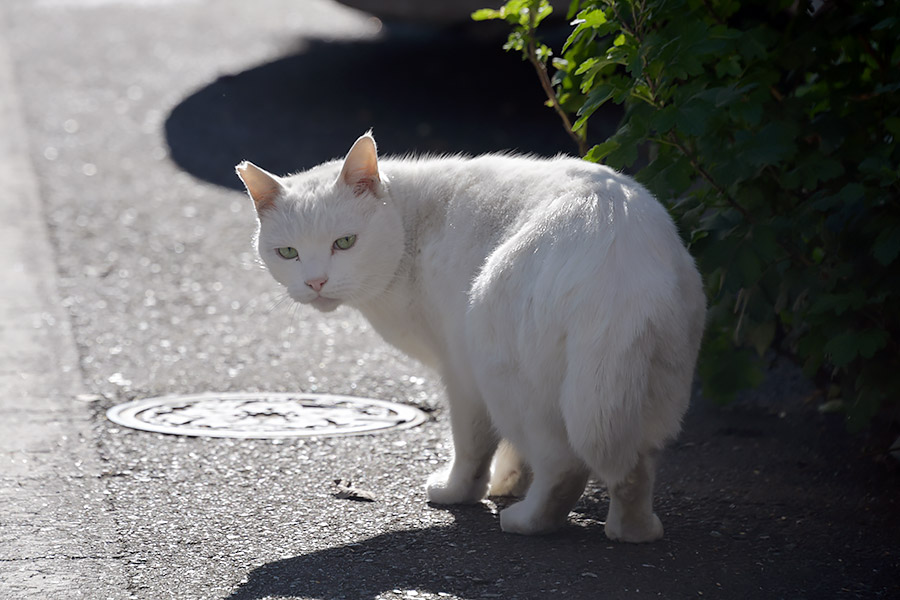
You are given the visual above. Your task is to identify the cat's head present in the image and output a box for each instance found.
[236,132,404,313]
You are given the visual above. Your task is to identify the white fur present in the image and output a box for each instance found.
[240,133,706,540]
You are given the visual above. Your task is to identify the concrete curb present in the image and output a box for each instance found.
[0,6,127,598]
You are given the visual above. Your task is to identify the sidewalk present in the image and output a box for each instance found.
[0,8,126,596]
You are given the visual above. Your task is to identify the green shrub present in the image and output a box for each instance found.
[475,0,900,429]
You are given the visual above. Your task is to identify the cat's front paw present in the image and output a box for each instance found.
[604,512,664,543]
[426,469,488,505]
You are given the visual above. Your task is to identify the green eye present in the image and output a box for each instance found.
[276,247,298,259]
[333,235,357,251]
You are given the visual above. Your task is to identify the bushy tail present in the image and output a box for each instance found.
[560,323,655,486]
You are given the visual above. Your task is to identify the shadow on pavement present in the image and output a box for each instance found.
[165,29,619,190]
[224,506,693,600]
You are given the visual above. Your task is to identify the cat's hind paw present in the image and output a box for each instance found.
[604,512,664,543]
[426,470,489,505]
[498,501,566,535]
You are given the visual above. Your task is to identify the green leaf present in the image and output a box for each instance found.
[817,399,845,414]
[734,244,764,286]
[824,330,889,368]
[735,122,798,168]
[846,389,883,433]
[563,8,609,53]
[836,182,865,203]
[573,83,616,131]
[502,30,526,52]
[533,0,554,27]
[535,43,553,62]
[824,333,858,368]
[638,154,694,199]
[699,337,766,405]
[808,290,867,316]
[577,83,614,116]
[583,140,619,163]
[884,117,900,138]
[713,83,758,107]
[873,224,900,265]
[574,57,599,76]
[750,224,779,263]
[872,17,897,30]
[792,156,844,189]
[746,319,776,357]
[858,156,893,183]
[572,7,607,28]
[737,26,773,61]
[811,247,825,264]
[858,330,889,359]
[731,99,763,126]
[715,55,742,78]
[471,8,502,21]
[650,105,677,133]
[675,100,713,137]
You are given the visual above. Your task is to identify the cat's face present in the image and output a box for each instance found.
[257,178,404,312]
[238,133,404,312]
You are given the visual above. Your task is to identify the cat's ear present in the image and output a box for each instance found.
[235,161,285,213]
[340,133,380,196]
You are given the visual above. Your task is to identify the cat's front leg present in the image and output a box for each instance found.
[426,381,498,505]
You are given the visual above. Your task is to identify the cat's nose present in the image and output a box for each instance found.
[305,277,328,292]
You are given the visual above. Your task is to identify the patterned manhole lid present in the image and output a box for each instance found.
[106,392,429,439]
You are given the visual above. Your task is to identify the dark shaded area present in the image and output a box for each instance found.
[225,521,684,600]
[165,28,619,189]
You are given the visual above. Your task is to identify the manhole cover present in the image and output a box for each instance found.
[106,392,429,439]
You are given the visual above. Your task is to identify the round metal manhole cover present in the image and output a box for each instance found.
[106,392,429,439]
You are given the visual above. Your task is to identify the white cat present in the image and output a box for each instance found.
[236,132,705,541]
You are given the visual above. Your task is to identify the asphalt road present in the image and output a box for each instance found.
[1,1,897,599]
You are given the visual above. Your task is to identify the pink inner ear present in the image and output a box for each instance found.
[236,161,283,212]
[252,190,279,212]
[352,176,377,197]
[340,134,379,195]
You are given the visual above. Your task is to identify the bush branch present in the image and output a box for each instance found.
[526,6,587,156]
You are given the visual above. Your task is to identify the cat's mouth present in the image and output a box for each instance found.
[308,296,341,313]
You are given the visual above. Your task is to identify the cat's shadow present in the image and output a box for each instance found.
[223,503,663,600]
[164,27,620,189]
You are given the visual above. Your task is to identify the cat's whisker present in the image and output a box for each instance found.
[259,290,310,336]
[285,299,300,335]
[265,292,293,315]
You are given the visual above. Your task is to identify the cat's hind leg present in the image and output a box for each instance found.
[488,439,532,498]
[426,377,499,505]
[498,436,589,535]
[604,451,663,543]
[559,326,667,542]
